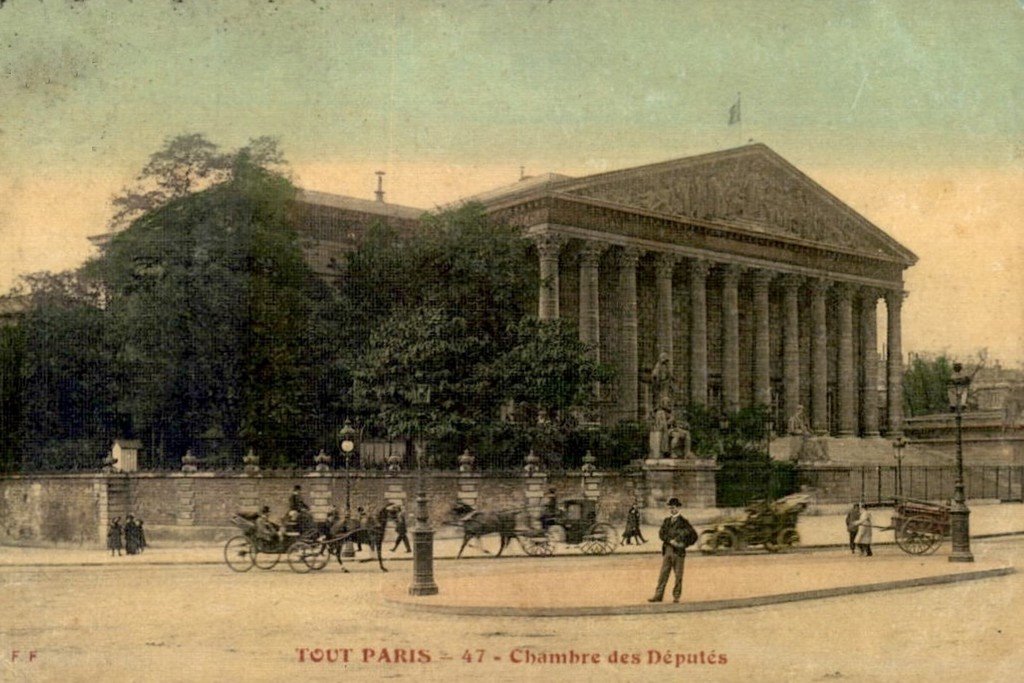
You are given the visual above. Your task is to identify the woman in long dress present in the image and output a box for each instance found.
[854,506,873,557]
[107,517,122,557]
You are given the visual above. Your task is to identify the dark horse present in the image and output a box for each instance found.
[449,501,522,559]
[317,506,389,572]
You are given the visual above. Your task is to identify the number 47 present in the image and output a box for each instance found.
[462,649,484,663]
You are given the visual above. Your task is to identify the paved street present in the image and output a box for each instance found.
[1,536,1022,682]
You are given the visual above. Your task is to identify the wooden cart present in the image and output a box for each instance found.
[887,497,951,555]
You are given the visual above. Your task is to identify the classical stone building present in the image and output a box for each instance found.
[471,144,916,436]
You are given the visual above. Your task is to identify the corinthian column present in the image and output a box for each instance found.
[752,269,774,408]
[689,259,710,406]
[886,290,905,436]
[654,253,678,369]
[836,284,856,436]
[618,248,642,420]
[860,289,881,436]
[781,275,802,433]
[578,242,605,358]
[721,264,742,413]
[535,234,565,321]
[810,278,830,435]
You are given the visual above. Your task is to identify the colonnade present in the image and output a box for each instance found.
[534,235,905,437]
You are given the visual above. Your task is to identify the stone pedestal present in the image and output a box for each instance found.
[174,476,195,526]
[523,473,548,527]
[641,459,719,519]
[789,436,830,463]
[307,475,332,522]
[457,473,481,507]
[581,473,601,501]
[238,478,259,515]
[96,473,131,547]
[385,478,408,509]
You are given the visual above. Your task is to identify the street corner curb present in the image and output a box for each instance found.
[380,565,1015,618]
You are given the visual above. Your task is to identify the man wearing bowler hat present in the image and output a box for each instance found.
[648,497,697,603]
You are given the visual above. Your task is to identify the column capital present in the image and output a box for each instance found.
[578,241,608,266]
[751,268,775,291]
[689,258,711,278]
[617,246,644,268]
[858,286,884,304]
[834,282,854,303]
[533,233,566,259]
[809,277,831,296]
[720,263,743,286]
[653,252,679,279]
[885,289,907,307]
[779,273,803,291]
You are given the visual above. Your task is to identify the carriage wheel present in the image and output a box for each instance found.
[521,535,553,557]
[287,542,314,573]
[546,524,566,546]
[697,530,719,554]
[776,528,800,550]
[584,523,616,555]
[712,529,739,553]
[224,536,255,572]
[896,515,941,555]
[304,542,330,571]
[253,543,281,570]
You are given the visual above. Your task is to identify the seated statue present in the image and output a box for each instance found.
[787,404,812,436]
[667,419,692,459]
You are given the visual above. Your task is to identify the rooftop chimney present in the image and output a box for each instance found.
[374,171,386,203]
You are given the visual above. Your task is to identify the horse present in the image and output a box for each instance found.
[449,501,523,559]
[317,506,388,572]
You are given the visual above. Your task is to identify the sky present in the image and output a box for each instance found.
[1,0,1021,364]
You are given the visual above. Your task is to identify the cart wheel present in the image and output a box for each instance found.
[287,542,314,573]
[546,524,566,545]
[253,543,281,570]
[776,528,800,550]
[896,515,941,555]
[521,535,553,557]
[581,523,616,555]
[224,536,255,572]
[698,530,719,554]
[713,528,738,553]
[304,542,329,571]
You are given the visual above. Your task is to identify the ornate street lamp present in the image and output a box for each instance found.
[338,419,357,559]
[409,384,438,596]
[891,436,908,498]
[946,363,974,563]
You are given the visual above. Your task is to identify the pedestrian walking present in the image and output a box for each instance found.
[107,517,123,557]
[854,505,873,557]
[621,501,647,545]
[390,505,411,553]
[648,497,697,603]
[137,518,148,553]
[124,514,140,555]
[844,502,861,554]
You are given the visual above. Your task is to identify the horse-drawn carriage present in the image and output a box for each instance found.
[449,498,616,558]
[223,507,387,573]
[698,493,809,554]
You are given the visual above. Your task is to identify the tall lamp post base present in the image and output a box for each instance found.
[948,503,974,563]
[409,527,439,595]
[341,539,356,559]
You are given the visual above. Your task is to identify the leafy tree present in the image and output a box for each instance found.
[903,354,954,417]
[0,323,25,472]
[86,140,329,467]
[4,272,118,471]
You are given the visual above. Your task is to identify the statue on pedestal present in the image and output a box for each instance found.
[650,352,674,410]
[667,419,692,459]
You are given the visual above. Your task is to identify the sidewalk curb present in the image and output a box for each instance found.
[382,566,1016,617]
[2,531,1022,569]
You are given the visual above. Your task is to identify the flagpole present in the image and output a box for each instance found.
[737,92,742,146]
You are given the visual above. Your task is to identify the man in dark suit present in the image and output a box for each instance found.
[648,497,695,603]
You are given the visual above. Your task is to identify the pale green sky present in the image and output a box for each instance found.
[1,0,1021,362]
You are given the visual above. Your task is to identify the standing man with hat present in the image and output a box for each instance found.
[648,497,697,604]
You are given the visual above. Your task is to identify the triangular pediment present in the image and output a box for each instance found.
[554,145,915,264]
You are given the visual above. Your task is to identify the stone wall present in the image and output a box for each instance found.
[0,475,99,543]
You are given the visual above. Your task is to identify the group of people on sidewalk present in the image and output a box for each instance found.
[106,514,147,556]
[845,502,874,556]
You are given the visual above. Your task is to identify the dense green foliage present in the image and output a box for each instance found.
[903,354,954,417]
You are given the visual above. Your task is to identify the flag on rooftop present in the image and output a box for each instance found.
[728,94,741,126]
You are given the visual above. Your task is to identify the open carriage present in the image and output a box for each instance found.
[223,511,319,572]
[698,493,810,554]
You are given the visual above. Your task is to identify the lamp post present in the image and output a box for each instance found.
[409,384,438,596]
[947,362,974,563]
[338,419,357,559]
[891,436,907,498]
